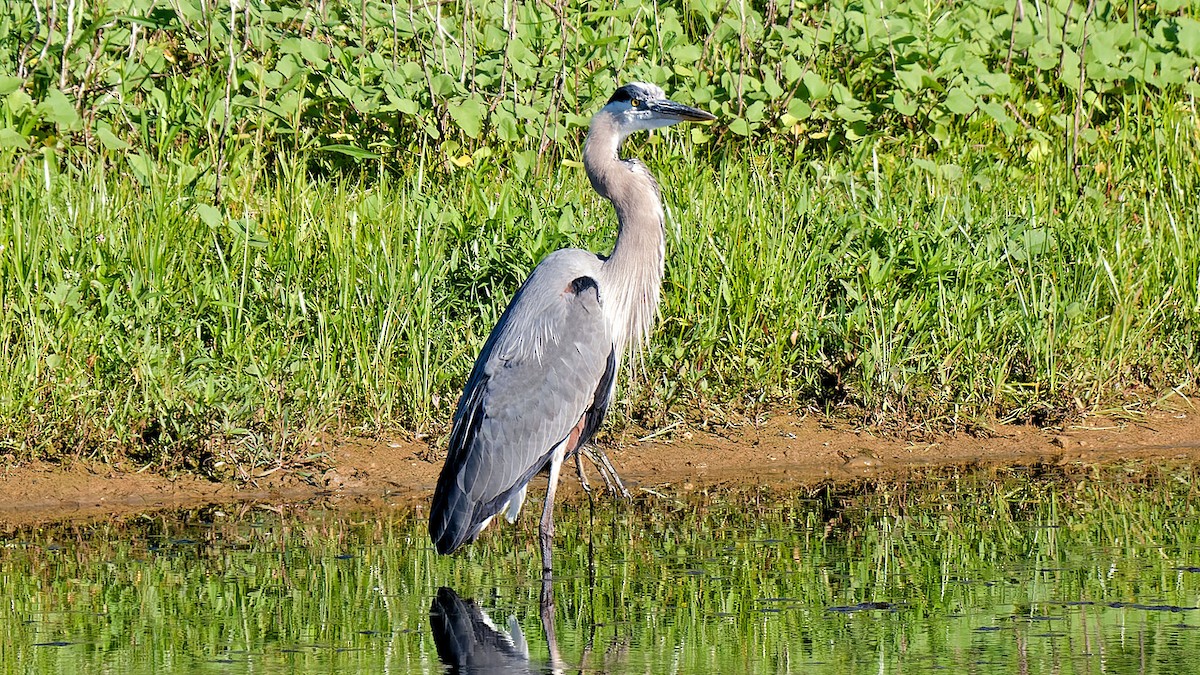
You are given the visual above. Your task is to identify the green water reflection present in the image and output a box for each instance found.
[3,464,1200,673]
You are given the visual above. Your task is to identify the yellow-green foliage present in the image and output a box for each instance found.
[1,1,1198,465]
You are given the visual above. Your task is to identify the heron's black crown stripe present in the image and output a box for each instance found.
[607,85,638,104]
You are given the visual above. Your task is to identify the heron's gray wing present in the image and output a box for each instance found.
[430,252,614,554]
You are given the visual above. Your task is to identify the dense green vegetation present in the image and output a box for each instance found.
[4,465,1200,672]
[1,0,1198,469]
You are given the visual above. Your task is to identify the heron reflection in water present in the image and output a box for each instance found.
[430,581,565,674]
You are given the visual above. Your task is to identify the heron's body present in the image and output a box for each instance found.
[429,83,714,569]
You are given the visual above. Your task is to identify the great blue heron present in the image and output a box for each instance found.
[429,82,715,571]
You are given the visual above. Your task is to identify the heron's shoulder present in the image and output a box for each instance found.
[533,248,603,275]
[520,249,603,291]
[476,254,610,376]
[491,248,605,331]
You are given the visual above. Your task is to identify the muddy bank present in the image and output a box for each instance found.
[2,410,1198,529]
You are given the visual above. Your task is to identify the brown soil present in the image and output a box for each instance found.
[2,409,1198,529]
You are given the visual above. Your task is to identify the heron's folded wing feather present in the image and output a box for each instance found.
[441,251,612,529]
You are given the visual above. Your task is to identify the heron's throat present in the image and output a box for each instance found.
[584,114,666,358]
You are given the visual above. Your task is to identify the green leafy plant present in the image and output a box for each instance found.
[1,1,1197,467]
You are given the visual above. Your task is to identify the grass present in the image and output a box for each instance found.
[3,97,1199,470]
[3,0,1199,469]
[3,464,1200,673]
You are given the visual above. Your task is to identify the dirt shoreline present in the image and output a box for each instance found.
[2,410,1198,529]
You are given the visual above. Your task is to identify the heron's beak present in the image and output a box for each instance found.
[648,99,717,123]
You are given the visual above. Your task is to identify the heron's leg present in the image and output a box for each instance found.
[540,448,566,574]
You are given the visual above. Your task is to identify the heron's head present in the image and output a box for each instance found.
[598,82,716,137]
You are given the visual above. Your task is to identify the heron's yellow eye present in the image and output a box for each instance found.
[630,98,641,108]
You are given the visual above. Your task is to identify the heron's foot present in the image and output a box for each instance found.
[574,451,593,496]
[580,446,632,500]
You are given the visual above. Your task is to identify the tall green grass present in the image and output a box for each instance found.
[2,101,1197,467]
[2,0,1199,467]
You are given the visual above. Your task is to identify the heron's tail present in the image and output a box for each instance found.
[429,471,476,555]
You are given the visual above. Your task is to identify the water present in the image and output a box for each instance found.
[3,465,1200,673]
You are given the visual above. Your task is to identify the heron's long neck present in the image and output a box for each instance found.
[584,115,666,357]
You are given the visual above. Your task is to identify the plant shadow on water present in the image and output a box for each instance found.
[4,463,1200,673]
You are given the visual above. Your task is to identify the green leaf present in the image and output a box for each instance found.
[430,74,455,97]
[318,144,379,159]
[95,126,129,150]
[1006,227,1055,262]
[1174,17,1200,58]
[944,88,976,115]
[299,38,330,67]
[980,102,1017,136]
[0,128,29,149]
[671,44,702,64]
[37,88,80,130]
[127,152,154,186]
[383,87,418,115]
[890,91,917,117]
[196,204,222,228]
[975,71,1011,96]
[400,62,423,81]
[493,110,519,142]
[6,89,33,113]
[0,76,22,96]
[787,98,812,120]
[274,55,305,80]
[745,101,766,123]
[911,158,938,174]
[729,117,751,136]
[782,58,804,84]
[845,120,868,141]
[762,71,784,99]
[506,39,537,65]
[835,104,871,123]
[1155,52,1192,86]
[801,72,829,100]
[1088,26,1129,66]
[938,163,963,181]
[896,66,931,93]
[448,96,484,139]
[511,150,536,178]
